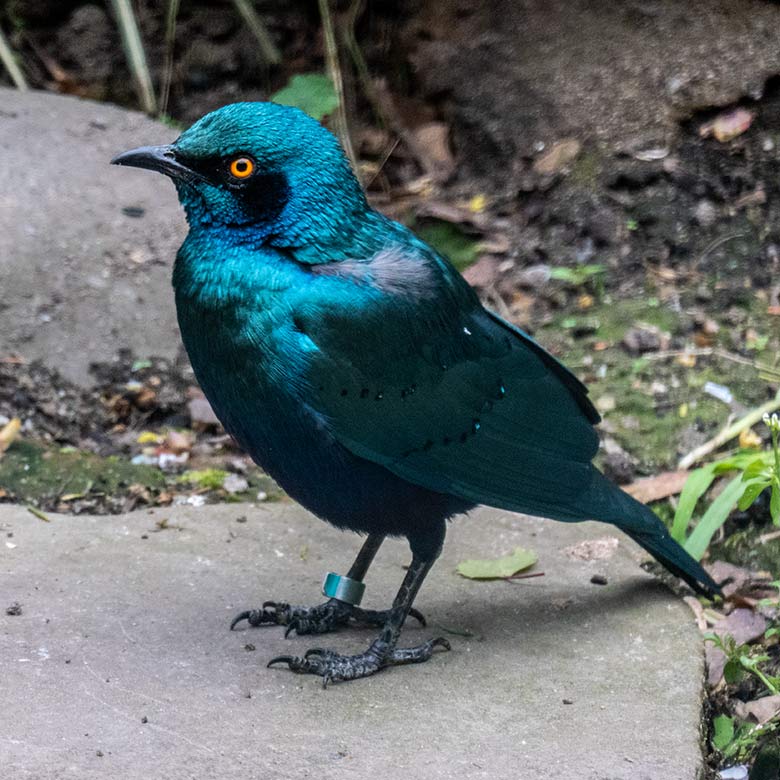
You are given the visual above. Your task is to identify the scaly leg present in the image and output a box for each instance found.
[267,553,449,685]
[230,534,425,636]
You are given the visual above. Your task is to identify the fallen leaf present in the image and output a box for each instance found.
[734,695,780,725]
[699,108,755,143]
[26,506,50,523]
[675,353,697,368]
[739,428,762,450]
[164,429,193,454]
[623,471,689,503]
[468,194,487,213]
[533,138,581,175]
[412,122,455,181]
[0,417,21,458]
[457,547,537,580]
[137,431,162,445]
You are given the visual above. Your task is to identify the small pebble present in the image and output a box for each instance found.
[718,766,748,780]
[244,644,256,652]
[590,574,608,586]
[562,698,574,705]
[141,716,148,724]
[6,602,22,616]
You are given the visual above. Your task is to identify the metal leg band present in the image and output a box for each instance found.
[322,572,366,606]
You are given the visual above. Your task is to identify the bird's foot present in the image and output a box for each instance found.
[230,598,426,637]
[267,635,450,685]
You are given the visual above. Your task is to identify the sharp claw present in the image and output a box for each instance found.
[267,655,295,669]
[230,611,251,630]
[432,637,451,652]
[284,623,297,639]
[304,647,326,658]
[408,607,427,627]
[262,601,278,610]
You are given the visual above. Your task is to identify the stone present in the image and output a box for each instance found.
[0,502,705,779]
[0,89,186,385]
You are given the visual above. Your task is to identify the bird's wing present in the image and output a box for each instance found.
[293,249,604,522]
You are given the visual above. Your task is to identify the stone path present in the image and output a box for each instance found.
[1,502,704,779]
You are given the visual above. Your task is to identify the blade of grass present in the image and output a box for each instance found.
[684,475,755,560]
[109,0,157,115]
[318,0,358,175]
[671,464,718,544]
[0,23,27,91]
[158,0,180,117]
[230,0,281,66]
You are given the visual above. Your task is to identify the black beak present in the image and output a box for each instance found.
[111,144,202,183]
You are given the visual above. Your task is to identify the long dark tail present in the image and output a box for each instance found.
[584,472,722,597]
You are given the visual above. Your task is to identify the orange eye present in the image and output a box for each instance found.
[229,157,255,179]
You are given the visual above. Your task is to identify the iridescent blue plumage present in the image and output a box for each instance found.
[113,102,719,682]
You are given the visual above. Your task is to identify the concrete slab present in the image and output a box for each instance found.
[0,89,186,384]
[0,502,704,779]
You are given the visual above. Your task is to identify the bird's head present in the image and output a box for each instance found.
[112,102,367,249]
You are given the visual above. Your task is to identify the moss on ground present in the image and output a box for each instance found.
[0,440,166,504]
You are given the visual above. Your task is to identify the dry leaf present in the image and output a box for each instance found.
[0,417,21,458]
[734,695,780,725]
[623,471,689,503]
[533,138,581,175]
[739,428,762,450]
[699,108,755,143]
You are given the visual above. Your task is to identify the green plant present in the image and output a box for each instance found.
[705,631,780,760]
[670,414,780,560]
[549,263,606,291]
[270,73,340,121]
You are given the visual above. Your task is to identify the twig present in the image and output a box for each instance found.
[642,347,755,369]
[0,23,27,91]
[318,0,358,175]
[678,391,780,470]
[158,0,180,117]
[109,0,157,115]
[504,571,545,582]
[230,0,281,65]
[696,232,747,267]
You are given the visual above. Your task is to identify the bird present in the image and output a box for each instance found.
[112,101,720,684]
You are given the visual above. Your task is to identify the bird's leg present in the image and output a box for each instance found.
[230,534,426,636]
[267,553,449,684]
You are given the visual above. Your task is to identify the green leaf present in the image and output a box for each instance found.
[549,264,605,286]
[414,220,480,271]
[270,73,339,120]
[712,715,735,752]
[737,479,770,511]
[772,485,780,526]
[672,464,718,544]
[684,475,749,560]
[744,457,772,481]
[456,547,537,580]
[723,658,745,685]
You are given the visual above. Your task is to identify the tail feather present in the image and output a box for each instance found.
[584,472,722,597]
[623,527,721,596]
